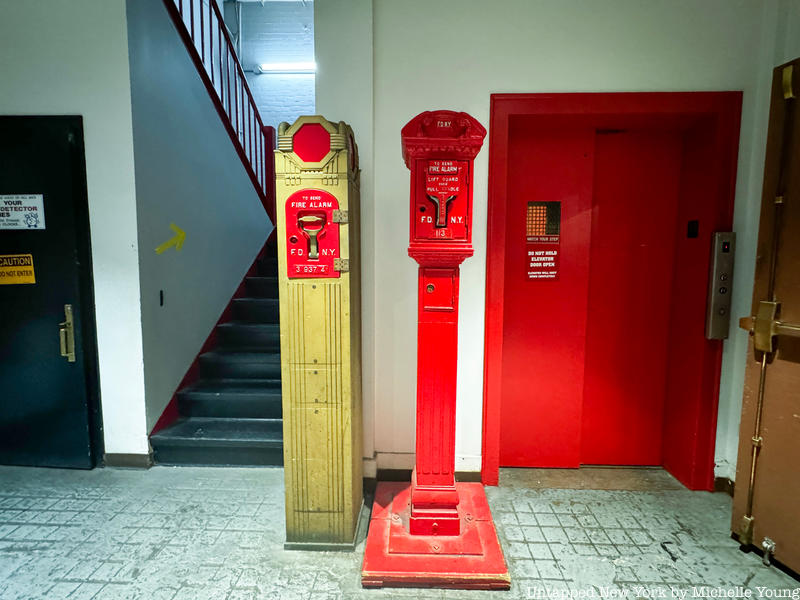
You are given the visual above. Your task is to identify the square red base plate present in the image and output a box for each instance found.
[361,482,510,589]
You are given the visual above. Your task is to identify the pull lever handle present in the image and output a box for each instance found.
[298,215,326,260]
[59,304,76,363]
[425,194,457,228]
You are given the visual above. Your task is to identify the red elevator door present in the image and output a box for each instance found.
[499,119,722,472]
[580,130,682,465]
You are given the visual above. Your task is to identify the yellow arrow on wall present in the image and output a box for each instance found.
[155,223,186,254]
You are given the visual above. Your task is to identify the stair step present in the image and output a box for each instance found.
[233,298,279,323]
[245,276,278,298]
[178,379,282,418]
[216,322,279,350]
[199,351,281,379]
[151,417,283,466]
[149,244,286,466]
[258,256,278,276]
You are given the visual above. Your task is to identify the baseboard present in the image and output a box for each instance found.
[373,469,482,483]
[365,453,482,480]
[104,453,153,469]
[376,469,412,482]
[714,476,735,496]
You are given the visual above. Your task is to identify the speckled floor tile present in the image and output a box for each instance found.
[0,466,796,599]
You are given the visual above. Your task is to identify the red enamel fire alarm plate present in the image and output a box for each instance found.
[361,482,510,589]
[284,188,341,279]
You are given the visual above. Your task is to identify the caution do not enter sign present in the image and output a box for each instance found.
[0,254,36,285]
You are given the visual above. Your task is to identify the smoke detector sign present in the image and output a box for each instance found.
[0,195,46,230]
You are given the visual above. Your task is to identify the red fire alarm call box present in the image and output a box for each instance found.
[415,159,469,240]
[361,110,509,590]
[284,188,341,279]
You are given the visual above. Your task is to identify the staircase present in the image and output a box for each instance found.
[150,249,283,465]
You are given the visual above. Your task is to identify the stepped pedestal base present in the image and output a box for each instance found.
[361,482,510,590]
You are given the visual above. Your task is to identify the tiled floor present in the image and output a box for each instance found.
[0,466,796,599]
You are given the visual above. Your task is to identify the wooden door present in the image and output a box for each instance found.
[732,58,800,571]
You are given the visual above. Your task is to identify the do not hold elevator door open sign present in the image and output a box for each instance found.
[0,194,46,230]
[526,200,560,280]
[528,247,559,280]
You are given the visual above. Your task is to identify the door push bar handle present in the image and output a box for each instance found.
[739,300,800,355]
[297,215,326,260]
[59,304,76,363]
[426,194,457,228]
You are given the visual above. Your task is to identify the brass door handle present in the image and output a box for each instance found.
[59,304,76,363]
[774,321,800,337]
[739,300,800,354]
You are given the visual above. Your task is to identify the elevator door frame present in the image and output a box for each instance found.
[482,92,742,489]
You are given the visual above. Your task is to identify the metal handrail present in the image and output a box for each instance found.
[163,0,276,223]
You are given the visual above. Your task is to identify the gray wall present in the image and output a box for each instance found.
[127,0,272,431]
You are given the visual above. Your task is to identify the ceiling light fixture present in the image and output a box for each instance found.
[257,61,316,74]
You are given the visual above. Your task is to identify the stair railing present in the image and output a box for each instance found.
[162,0,276,223]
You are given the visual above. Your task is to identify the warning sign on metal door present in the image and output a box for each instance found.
[527,246,560,280]
[0,254,36,285]
[0,195,46,230]
[526,201,560,280]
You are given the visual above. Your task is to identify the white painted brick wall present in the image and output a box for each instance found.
[225,1,315,129]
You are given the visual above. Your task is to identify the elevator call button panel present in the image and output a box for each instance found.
[284,188,341,279]
[705,231,735,339]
